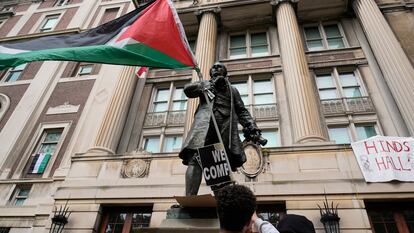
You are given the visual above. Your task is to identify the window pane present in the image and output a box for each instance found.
[356,125,377,140]
[45,132,62,142]
[163,136,182,152]
[39,144,57,154]
[155,89,169,102]
[14,199,25,206]
[18,188,30,196]
[252,46,269,57]
[319,89,338,100]
[153,102,168,112]
[324,25,341,37]
[79,65,93,75]
[144,137,160,153]
[173,88,186,101]
[251,33,267,46]
[253,80,272,94]
[172,101,187,111]
[13,63,27,71]
[41,17,58,31]
[241,95,249,105]
[327,38,345,49]
[230,35,246,48]
[254,94,274,105]
[316,75,335,88]
[304,27,321,40]
[328,127,350,144]
[5,72,21,82]
[307,40,324,51]
[343,87,362,98]
[233,82,248,96]
[230,48,247,59]
[261,131,279,148]
[339,73,358,86]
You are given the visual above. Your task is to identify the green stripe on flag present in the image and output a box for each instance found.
[37,154,51,174]
[0,44,191,70]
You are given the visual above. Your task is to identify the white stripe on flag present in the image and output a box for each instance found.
[33,153,45,173]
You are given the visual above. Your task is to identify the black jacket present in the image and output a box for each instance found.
[179,80,257,170]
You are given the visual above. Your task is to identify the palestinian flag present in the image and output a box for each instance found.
[0,0,196,70]
[28,153,51,174]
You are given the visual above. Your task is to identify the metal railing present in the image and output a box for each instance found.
[144,110,186,127]
[321,96,375,116]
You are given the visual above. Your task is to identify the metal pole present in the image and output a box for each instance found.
[195,67,235,184]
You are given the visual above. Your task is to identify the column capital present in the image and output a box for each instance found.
[270,0,299,6]
[195,7,221,26]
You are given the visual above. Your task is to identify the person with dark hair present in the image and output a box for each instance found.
[216,184,279,233]
[277,214,316,233]
[179,62,264,196]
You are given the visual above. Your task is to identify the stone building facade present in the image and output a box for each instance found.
[0,0,413,232]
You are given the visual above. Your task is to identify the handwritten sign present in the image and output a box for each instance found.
[351,136,414,182]
[198,143,231,186]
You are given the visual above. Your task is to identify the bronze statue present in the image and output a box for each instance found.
[179,62,263,196]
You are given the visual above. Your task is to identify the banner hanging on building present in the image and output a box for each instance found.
[351,136,414,182]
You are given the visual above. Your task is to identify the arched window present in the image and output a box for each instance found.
[0,93,10,121]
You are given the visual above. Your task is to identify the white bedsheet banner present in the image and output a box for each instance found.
[351,136,414,182]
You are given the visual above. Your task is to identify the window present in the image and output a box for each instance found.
[260,130,279,148]
[77,64,93,75]
[143,137,160,153]
[26,128,63,175]
[315,68,364,100]
[39,15,60,32]
[163,135,182,153]
[356,125,377,140]
[229,31,269,59]
[10,186,31,206]
[54,0,70,6]
[2,63,26,82]
[328,126,351,144]
[150,85,187,113]
[304,23,346,51]
[100,207,152,233]
[366,202,414,233]
[142,135,182,153]
[328,124,378,144]
[231,74,276,120]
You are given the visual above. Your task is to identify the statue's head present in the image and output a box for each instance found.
[210,62,227,79]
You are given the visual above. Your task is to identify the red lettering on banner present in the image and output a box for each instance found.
[379,140,388,152]
[388,156,401,171]
[364,141,378,154]
[398,157,411,171]
[375,157,387,170]
[403,141,410,152]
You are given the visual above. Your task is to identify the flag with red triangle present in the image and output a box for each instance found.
[0,0,197,70]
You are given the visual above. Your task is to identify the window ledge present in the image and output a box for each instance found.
[0,79,31,86]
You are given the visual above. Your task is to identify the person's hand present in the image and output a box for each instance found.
[251,212,258,222]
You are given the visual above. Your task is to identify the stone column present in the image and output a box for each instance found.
[184,9,218,135]
[274,0,327,143]
[88,66,137,154]
[353,0,414,135]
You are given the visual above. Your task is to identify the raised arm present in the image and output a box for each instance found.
[184,80,212,98]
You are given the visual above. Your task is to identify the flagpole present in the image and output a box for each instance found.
[195,67,235,187]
